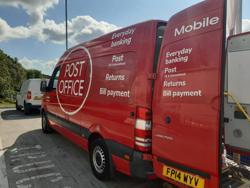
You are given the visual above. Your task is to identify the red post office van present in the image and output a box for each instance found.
[41,0,249,187]
[41,20,167,179]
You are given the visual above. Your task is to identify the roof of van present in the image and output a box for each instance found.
[59,19,166,61]
[228,31,250,40]
[27,79,42,81]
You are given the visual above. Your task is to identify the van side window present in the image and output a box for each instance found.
[153,24,166,73]
[49,67,61,90]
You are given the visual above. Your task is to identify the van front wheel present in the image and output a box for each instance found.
[41,111,53,134]
[16,101,21,111]
[90,139,111,180]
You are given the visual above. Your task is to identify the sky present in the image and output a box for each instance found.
[0,0,250,75]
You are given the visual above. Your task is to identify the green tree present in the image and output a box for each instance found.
[0,49,43,99]
[26,69,42,79]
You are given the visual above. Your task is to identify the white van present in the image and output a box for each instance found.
[16,79,44,114]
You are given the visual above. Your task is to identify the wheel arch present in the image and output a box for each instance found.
[88,132,103,151]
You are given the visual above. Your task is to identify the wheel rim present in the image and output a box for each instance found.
[92,145,106,174]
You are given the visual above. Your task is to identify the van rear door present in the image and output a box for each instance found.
[152,1,226,188]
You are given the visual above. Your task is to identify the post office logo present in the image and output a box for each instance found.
[57,46,92,115]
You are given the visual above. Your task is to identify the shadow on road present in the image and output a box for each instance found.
[1,109,40,121]
[3,129,164,188]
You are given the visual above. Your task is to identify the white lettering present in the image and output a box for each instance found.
[112,54,124,62]
[163,81,186,87]
[99,88,130,98]
[174,16,220,36]
[163,90,202,98]
[165,48,192,64]
[58,79,85,96]
[112,28,135,39]
[164,67,177,74]
[111,37,132,47]
[64,61,86,78]
[105,74,125,81]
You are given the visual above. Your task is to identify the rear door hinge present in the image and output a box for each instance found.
[148,73,157,80]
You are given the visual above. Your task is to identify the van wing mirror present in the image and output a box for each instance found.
[40,80,48,92]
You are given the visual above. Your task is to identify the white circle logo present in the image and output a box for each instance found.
[56,46,92,115]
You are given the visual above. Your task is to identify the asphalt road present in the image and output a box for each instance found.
[0,108,165,188]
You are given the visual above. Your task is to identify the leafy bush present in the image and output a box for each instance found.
[0,49,46,99]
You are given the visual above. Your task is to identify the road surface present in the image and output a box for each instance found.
[0,108,164,188]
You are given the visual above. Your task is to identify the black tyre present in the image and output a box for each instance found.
[16,101,21,111]
[24,102,31,115]
[90,139,112,180]
[41,111,53,134]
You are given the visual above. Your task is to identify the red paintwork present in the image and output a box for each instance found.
[42,20,165,176]
[112,155,131,176]
[152,1,225,188]
[59,20,161,148]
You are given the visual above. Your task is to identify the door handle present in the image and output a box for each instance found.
[165,116,171,124]
[130,111,135,118]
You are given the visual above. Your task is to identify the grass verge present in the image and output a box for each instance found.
[0,98,15,108]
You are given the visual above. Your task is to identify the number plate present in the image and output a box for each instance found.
[162,165,205,188]
[34,96,42,100]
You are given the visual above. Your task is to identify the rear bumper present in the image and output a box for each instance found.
[26,103,41,109]
[130,151,154,178]
[106,140,154,178]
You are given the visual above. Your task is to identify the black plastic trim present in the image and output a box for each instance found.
[106,140,133,159]
[47,112,90,138]
[26,103,41,109]
[130,151,154,178]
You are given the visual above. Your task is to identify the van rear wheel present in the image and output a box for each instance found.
[41,111,53,134]
[90,139,111,180]
[16,101,21,111]
[24,102,31,115]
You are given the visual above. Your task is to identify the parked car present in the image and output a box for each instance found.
[16,79,44,114]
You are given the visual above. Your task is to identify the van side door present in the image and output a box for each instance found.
[152,1,226,188]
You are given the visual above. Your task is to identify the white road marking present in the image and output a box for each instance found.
[13,160,55,173]
[16,173,63,188]
[27,154,47,160]
[11,154,47,162]
[50,175,63,183]
[1,110,64,187]
[10,152,47,162]
[10,145,42,153]
[11,152,46,158]
[0,137,9,188]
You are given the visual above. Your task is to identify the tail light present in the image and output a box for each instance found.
[27,91,32,100]
[134,107,152,153]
